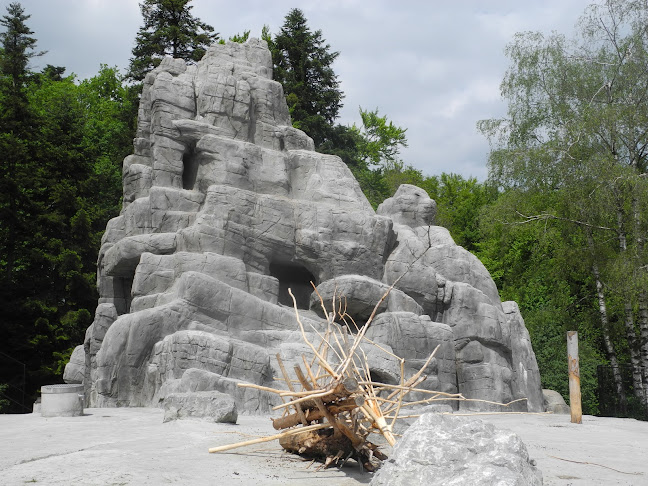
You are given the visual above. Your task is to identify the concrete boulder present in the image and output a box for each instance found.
[63,345,85,384]
[371,414,543,486]
[543,389,571,414]
[162,391,237,423]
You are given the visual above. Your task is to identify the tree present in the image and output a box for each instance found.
[270,8,343,147]
[0,5,134,409]
[425,173,497,251]
[478,0,648,414]
[127,0,219,82]
[0,2,43,285]
[317,108,409,207]
[0,62,135,412]
[219,30,250,45]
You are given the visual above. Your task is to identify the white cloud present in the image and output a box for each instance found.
[12,0,594,179]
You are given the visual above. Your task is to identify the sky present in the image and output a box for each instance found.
[12,0,595,180]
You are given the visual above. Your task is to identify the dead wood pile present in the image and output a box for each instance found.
[209,283,464,471]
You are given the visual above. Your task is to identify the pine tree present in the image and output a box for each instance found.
[0,1,45,412]
[0,4,135,411]
[0,2,42,285]
[127,0,219,82]
[271,9,343,147]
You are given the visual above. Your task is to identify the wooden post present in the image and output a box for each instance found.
[567,331,582,424]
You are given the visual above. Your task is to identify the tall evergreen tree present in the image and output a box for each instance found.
[270,9,343,147]
[0,4,135,412]
[0,2,45,412]
[127,0,219,82]
[0,2,42,284]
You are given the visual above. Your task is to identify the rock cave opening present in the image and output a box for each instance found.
[182,145,199,190]
[269,262,316,310]
[369,370,398,398]
[113,275,134,315]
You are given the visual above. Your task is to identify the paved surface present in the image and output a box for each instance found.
[1,408,647,485]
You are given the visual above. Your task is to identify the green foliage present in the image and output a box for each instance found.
[0,3,44,91]
[219,30,250,44]
[0,3,134,409]
[356,108,408,167]
[317,107,410,207]
[478,0,648,413]
[127,0,219,82]
[0,383,9,412]
[426,173,497,251]
[270,8,343,147]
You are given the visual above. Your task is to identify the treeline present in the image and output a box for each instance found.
[2,0,646,418]
[0,3,137,412]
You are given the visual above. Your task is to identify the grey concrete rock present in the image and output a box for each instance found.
[377,184,436,227]
[63,345,85,384]
[76,39,543,415]
[165,367,278,413]
[371,414,543,486]
[543,389,571,414]
[162,391,237,423]
[364,312,457,399]
[503,301,544,412]
[312,275,423,322]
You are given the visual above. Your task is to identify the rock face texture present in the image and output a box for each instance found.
[62,345,85,384]
[543,389,571,414]
[75,39,543,413]
[162,391,237,423]
[370,414,543,485]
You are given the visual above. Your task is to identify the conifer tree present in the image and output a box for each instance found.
[127,0,219,82]
[0,2,42,285]
[271,9,343,147]
[0,4,135,411]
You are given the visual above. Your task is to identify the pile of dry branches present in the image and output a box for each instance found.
[209,284,465,471]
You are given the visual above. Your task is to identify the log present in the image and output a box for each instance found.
[284,365,367,452]
[272,397,365,430]
[273,376,360,411]
[279,427,353,459]
[208,423,330,453]
[278,427,383,472]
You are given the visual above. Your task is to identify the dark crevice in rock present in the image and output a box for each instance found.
[182,143,199,190]
[370,369,398,386]
[113,275,134,316]
[269,261,316,309]
[247,95,256,143]
[381,226,399,265]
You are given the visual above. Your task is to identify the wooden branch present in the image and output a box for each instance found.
[509,211,616,232]
[360,381,461,398]
[208,423,331,453]
[273,377,360,411]
[547,455,644,475]
[276,354,308,426]
[360,402,396,447]
[272,396,365,430]
[301,355,319,388]
[293,364,313,391]
[237,383,284,394]
[288,288,339,379]
[386,345,439,401]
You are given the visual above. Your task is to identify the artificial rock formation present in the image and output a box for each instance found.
[74,39,543,413]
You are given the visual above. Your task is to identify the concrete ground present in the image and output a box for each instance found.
[1,408,646,485]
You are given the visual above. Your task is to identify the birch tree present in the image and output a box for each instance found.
[478,0,648,410]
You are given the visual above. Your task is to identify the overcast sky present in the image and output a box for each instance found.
[13,0,595,180]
